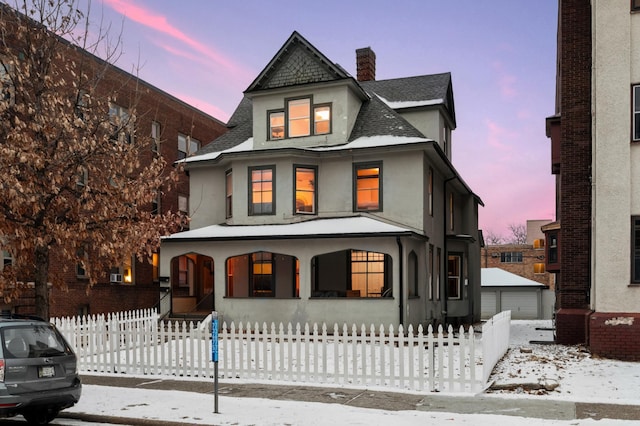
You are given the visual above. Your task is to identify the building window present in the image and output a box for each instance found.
[151,190,160,215]
[76,166,88,191]
[252,252,274,297]
[548,233,558,264]
[151,121,161,153]
[110,256,134,285]
[178,134,200,160]
[314,105,331,135]
[76,247,87,278]
[408,251,418,297]
[249,166,274,215]
[225,169,233,219]
[351,251,387,297]
[109,103,133,144]
[226,252,299,298]
[354,162,382,211]
[295,166,316,214]
[269,111,285,140]
[2,250,13,271]
[152,252,159,282]
[436,248,441,300]
[428,245,434,300]
[501,252,523,263]
[634,86,640,141]
[428,168,434,217]
[632,217,640,282]
[633,0,640,11]
[534,263,545,274]
[0,59,14,105]
[447,254,462,299]
[269,97,332,140]
[288,98,311,137]
[178,194,188,213]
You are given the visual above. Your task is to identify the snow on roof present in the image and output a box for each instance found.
[185,135,430,164]
[481,268,546,288]
[163,216,416,241]
[375,94,444,109]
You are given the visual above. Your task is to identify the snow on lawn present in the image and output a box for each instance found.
[488,320,640,406]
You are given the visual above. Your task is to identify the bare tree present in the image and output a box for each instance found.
[484,230,504,245]
[0,1,184,320]
[506,223,528,245]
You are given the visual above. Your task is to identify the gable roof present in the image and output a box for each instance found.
[245,31,360,94]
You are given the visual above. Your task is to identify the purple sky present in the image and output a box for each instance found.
[96,0,558,237]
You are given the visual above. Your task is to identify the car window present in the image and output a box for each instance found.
[2,325,71,359]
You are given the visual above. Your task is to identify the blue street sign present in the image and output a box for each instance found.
[211,311,219,363]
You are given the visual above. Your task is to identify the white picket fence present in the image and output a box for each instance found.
[53,310,512,393]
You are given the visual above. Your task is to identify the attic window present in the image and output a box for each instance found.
[268,96,332,140]
[289,98,311,137]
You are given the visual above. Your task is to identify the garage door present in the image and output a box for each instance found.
[481,291,497,319]
[501,291,538,319]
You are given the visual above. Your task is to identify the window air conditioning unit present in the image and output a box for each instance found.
[110,273,123,283]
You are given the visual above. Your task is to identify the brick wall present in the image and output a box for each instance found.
[590,313,640,361]
[555,0,592,344]
[481,244,554,289]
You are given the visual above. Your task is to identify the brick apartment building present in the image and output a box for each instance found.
[0,4,227,317]
[544,0,640,360]
[481,220,554,289]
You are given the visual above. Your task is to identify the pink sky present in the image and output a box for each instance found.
[97,0,558,238]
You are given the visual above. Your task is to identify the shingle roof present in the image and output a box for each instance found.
[360,73,456,127]
[196,32,455,156]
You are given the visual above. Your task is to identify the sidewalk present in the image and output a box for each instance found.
[56,374,640,425]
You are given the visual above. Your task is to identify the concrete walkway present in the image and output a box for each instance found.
[56,374,640,425]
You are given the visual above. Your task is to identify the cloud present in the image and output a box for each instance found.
[491,61,518,99]
[102,0,250,80]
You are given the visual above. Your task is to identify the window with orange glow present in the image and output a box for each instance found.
[288,98,310,137]
[295,166,316,214]
[226,252,299,298]
[314,105,330,134]
[269,111,284,140]
[249,166,274,215]
[355,163,381,211]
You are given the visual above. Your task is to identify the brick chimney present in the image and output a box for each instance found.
[356,47,376,81]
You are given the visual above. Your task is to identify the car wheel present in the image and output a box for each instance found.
[22,408,59,425]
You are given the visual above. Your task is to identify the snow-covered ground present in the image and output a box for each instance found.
[53,320,639,425]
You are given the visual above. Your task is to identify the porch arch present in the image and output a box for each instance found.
[311,248,393,298]
[170,253,214,314]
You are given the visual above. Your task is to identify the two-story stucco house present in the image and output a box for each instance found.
[160,32,483,329]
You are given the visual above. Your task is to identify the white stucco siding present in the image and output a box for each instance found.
[398,109,441,142]
[251,84,361,148]
[188,167,226,229]
[592,1,635,312]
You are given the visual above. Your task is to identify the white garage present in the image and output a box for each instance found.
[481,268,548,320]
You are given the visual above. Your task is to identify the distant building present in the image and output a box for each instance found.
[481,220,554,289]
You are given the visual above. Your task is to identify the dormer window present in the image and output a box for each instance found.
[289,98,310,137]
[268,96,331,140]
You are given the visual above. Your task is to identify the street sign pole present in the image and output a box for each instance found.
[211,311,219,414]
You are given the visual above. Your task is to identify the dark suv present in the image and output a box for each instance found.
[0,315,81,424]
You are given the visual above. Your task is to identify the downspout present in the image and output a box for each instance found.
[396,237,404,326]
[443,176,457,326]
